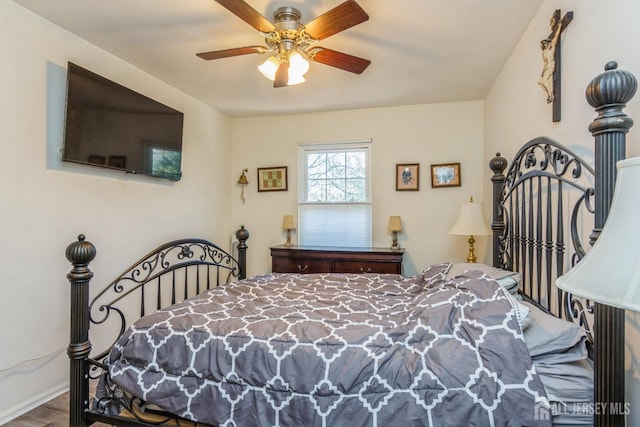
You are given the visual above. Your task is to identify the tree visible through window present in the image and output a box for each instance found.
[306,150,367,202]
[299,142,371,247]
[150,147,181,180]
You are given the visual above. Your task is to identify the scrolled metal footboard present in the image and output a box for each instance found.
[66,227,249,427]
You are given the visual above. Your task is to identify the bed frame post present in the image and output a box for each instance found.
[236,225,250,279]
[586,61,637,427]
[66,234,96,427]
[489,153,508,268]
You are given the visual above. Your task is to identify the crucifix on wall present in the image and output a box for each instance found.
[538,9,573,122]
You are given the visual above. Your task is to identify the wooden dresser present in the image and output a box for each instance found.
[270,245,404,274]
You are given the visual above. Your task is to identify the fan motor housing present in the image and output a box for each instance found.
[274,6,302,31]
[274,7,301,24]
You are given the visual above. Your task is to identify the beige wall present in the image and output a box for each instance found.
[0,2,234,422]
[484,0,640,422]
[6,0,639,422]
[230,101,486,278]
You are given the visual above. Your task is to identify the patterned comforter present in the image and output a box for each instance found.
[107,263,550,426]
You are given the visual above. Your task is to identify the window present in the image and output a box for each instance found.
[144,143,182,180]
[298,141,371,247]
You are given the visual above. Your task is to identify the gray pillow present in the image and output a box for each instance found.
[535,359,593,403]
[446,262,518,280]
[521,301,588,363]
[446,263,521,294]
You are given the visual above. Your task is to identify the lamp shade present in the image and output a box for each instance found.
[388,216,403,232]
[282,215,295,230]
[556,157,640,311]
[448,198,490,236]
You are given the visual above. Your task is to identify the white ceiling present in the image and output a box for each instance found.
[13,0,542,118]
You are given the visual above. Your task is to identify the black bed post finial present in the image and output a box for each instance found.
[489,153,508,268]
[586,61,637,427]
[66,234,96,427]
[235,226,250,279]
[586,60,637,244]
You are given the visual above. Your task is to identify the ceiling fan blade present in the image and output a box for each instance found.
[274,62,289,88]
[196,46,264,60]
[303,0,369,40]
[309,48,371,74]
[214,0,275,33]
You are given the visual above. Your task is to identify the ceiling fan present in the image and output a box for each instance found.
[197,0,371,88]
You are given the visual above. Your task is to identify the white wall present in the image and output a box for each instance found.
[230,101,486,277]
[0,2,234,422]
[484,0,640,423]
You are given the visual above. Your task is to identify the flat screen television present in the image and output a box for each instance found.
[62,62,184,181]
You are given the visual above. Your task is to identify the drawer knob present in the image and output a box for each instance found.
[297,265,309,272]
[359,267,372,273]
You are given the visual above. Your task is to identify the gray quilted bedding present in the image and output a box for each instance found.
[107,263,550,426]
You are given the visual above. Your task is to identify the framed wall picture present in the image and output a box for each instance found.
[431,163,461,188]
[257,166,288,192]
[396,163,420,191]
[108,155,126,169]
[88,155,106,165]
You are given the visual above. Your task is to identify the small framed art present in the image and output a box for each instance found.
[257,166,288,192]
[396,163,420,191]
[431,163,461,188]
[108,155,126,169]
[88,155,106,165]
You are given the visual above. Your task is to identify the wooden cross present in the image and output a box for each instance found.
[539,9,573,122]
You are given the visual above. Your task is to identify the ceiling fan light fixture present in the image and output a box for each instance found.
[200,1,370,87]
[258,55,279,79]
[290,51,310,75]
[258,52,309,86]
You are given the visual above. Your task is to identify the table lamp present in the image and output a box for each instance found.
[282,215,296,247]
[448,196,490,263]
[556,157,640,309]
[388,216,403,250]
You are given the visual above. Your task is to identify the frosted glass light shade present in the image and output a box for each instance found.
[258,52,309,86]
[258,56,279,79]
[556,157,640,311]
[290,52,310,76]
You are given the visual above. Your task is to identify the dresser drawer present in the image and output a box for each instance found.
[272,257,332,274]
[271,245,403,275]
[332,260,401,274]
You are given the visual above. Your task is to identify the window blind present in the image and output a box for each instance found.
[298,203,372,247]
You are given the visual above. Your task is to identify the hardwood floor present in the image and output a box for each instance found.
[3,389,110,427]
[3,382,204,426]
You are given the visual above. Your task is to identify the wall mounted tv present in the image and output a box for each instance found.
[62,62,184,181]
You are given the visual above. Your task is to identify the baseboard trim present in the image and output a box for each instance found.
[0,381,69,425]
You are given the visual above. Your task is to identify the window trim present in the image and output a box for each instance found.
[298,140,372,204]
[297,140,372,247]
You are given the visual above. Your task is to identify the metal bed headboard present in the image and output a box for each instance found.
[490,139,594,333]
[491,61,636,427]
